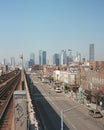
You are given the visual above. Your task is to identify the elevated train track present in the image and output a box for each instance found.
[0,69,19,84]
[0,69,21,129]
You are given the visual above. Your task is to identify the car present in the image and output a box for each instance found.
[86,103,91,107]
[89,109,103,118]
[55,88,62,93]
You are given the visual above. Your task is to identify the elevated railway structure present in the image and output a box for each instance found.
[0,69,21,130]
[0,69,39,130]
[0,69,19,84]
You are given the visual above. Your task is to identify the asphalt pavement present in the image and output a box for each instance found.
[29,73,104,130]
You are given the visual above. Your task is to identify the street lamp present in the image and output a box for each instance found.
[61,104,83,130]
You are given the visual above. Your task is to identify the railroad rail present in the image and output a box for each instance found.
[0,69,19,84]
[0,69,21,129]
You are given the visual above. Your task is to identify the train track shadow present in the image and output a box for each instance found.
[26,74,70,130]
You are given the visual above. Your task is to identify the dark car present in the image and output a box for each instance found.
[89,109,103,118]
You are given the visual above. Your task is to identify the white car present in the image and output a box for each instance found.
[86,103,91,107]
[55,88,62,93]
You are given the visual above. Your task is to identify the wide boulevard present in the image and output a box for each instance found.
[29,73,104,130]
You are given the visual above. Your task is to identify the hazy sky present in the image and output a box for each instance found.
[0,0,104,62]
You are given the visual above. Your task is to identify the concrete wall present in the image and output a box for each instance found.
[14,90,27,130]
[24,72,39,130]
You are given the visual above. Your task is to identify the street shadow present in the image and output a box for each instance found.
[26,74,70,130]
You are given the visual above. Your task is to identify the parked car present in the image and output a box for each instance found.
[86,103,91,107]
[55,88,62,93]
[89,109,103,118]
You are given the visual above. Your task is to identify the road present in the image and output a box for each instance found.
[29,74,104,130]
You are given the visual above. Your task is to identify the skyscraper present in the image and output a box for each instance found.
[39,50,42,65]
[29,53,35,67]
[42,51,46,65]
[67,49,73,64]
[39,50,47,65]
[11,57,15,66]
[53,53,59,66]
[74,52,81,62]
[89,44,94,61]
[60,50,67,65]
[30,53,35,62]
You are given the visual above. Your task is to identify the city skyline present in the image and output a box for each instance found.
[0,0,104,61]
[0,48,89,66]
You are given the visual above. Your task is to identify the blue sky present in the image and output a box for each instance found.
[0,0,104,62]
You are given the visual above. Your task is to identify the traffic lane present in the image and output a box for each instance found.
[44,85,104,130]
[34,88,88,130]
[36,101,56,130]
[31,77,104,130]
[34,82,91,130]
[35,83,50,94]
[38,100,63,130]
[34,89,104,130]
[49,88,104,123]
[64,108,104,130]
[33,85,57,130]
[49,94,104,130]
[34,96,69,130]
[33,83,69,130]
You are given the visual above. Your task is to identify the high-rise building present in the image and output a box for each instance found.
[74,52,81,62]
[3,58,6,65]
[42,51,46,65]
[60,50,67,65]
[11,57,15,66]
[29,53,35,67]
[39,50,47,65]
[39,50,42,65]
[67,49,73,65]
[30,53,35,63]
[53,53,59,66]
[89,44,94,61]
